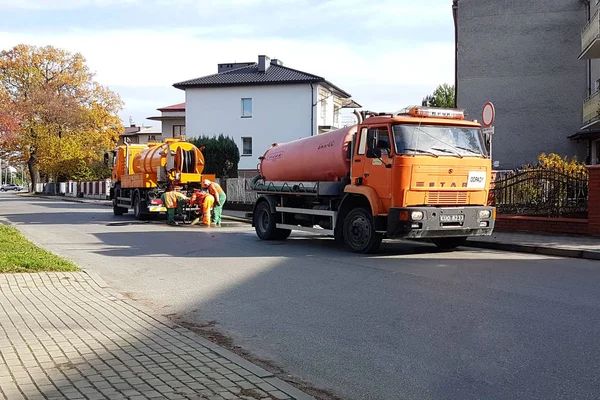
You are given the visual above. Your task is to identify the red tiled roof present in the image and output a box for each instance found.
[157,102,185,112]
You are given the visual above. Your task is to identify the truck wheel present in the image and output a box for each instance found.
[431,237,467,250]
[343,207,382,254]
[254,201,291,240]
[133,193,142,220]
[113,188,126,216]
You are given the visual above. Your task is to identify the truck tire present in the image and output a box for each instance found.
[254,201,291,240]
[113,187,126,216]
[431,237,467,250]
[133,192,143,220]
[343,207,382,254]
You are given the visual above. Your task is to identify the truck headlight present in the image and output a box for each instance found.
[478,210,491,219]
[411,211,424,221]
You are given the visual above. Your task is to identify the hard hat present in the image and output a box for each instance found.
[203,179,211,185]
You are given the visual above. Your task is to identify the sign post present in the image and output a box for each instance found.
[481,102,495,162]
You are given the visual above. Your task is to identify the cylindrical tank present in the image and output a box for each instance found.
[132,141,205,175]
[260,125,356,182]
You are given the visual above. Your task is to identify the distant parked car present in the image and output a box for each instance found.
[1,183,23,191]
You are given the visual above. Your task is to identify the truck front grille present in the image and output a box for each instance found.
[427,191,468,205]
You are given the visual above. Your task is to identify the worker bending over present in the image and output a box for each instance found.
[161,185,188,226]
[190,189,215,226]
[202,179,226,226]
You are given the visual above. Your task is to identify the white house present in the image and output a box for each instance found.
[147,102,186,141]
[118,124,161,145]
[173,55,360,175]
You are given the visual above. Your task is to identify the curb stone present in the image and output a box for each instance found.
[465,240,600,261]
[264,377,316,400]
[82,268,110,288]
[222,215,252,223]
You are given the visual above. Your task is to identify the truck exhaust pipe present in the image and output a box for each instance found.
[353,109,363,125]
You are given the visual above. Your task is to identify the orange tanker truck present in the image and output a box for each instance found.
[249,106,495,253]
[107,138,215,220]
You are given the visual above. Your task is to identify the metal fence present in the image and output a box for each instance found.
[225,177,259,203]
[489,165,588,217]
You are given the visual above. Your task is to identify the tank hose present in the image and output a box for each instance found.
[250,174,262,190]
[180,149,196,173]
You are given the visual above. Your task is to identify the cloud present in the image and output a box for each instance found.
[0,0,138,9]
[0,0,455,121]
[0,28,453,88]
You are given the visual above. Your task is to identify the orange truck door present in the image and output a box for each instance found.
[355,125,393,212]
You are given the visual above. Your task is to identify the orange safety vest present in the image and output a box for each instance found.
[208,182,224,198]
[164,191,186,208]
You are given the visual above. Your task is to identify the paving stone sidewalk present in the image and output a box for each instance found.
[0,272,312,400]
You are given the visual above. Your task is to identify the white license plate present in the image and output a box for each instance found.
[440,214,464,222]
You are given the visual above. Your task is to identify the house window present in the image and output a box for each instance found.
[173,125,186,137]
[333,106,340,127]
[321,100,327,123]
[242,98,252,118]
[147,135,157,141]
[241,137,252,156]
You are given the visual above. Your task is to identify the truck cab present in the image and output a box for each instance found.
[344,106,494,250]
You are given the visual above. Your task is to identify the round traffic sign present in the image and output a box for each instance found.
[482,102,495,127]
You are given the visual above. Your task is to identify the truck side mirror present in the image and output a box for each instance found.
[103,152,109,166]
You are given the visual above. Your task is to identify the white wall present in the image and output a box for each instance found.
[186,84,314,170]
[315,84,345,132]
[161,118,186,141]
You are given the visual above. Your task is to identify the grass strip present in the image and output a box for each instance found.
[0,225,79,273]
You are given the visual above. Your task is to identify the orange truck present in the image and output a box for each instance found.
[107,138,215,220]
[250,106,495,253]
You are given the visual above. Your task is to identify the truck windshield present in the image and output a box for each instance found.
[392,124,488,157]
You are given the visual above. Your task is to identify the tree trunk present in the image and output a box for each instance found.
[27,151,39,193]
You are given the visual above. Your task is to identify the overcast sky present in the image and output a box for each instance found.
[0,0,455,128]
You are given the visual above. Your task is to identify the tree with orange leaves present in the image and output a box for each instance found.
[0,44,123,190]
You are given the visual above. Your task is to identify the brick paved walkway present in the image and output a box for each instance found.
[0,272,311,400]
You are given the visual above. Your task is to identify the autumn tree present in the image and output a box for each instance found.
[0,44,123,190]
[422,83,455,108]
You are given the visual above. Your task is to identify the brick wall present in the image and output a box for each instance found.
[587,166,600,235]
[495,215,588,235]
[493,166,600,236]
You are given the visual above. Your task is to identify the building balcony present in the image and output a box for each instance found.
[583,90,600,129]
[580,10,600,59]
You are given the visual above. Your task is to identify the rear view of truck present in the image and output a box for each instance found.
[250,106,495,253]
[108,138,215,220]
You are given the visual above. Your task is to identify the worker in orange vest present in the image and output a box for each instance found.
[161,185,188,226]
[202,179,226,226]
[190,189,215,226]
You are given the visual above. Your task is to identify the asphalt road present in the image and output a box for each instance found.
[2,194,600,400]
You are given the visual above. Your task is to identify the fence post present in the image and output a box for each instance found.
[587,166,600,235]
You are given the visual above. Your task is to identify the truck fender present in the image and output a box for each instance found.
[252,195,279,227]
[342,185,382,216]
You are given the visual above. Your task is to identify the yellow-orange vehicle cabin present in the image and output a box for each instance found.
[250,106,495,254]
[107,138,216,219]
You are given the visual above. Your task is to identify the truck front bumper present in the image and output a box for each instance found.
[386,206,495,239]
